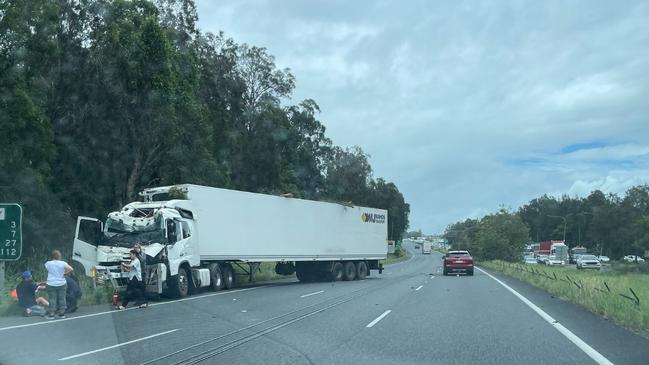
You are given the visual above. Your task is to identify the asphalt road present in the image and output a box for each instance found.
[1,240,648,365]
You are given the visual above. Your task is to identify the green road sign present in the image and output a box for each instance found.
[0,204,22,261]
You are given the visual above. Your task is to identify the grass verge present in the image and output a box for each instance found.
[482,260,649,336]
[382,248,411,266]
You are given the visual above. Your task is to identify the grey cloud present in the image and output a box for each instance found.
[196,0,649,232]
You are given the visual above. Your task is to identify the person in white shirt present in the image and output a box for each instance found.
[117,250,146,309]
[44,250,73,319]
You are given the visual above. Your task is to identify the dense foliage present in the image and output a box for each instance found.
[0,0,409,272]
[445,186,649,261]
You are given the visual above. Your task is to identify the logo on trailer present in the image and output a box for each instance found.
[361,212,385,224]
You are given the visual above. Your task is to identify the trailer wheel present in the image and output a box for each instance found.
[296,268,313,282]
[169,267,190,298]
[343,262,356,281]
[356,261,368,280]
[222,264,235,289]
[209,264,223,291]
[330,262,344,281]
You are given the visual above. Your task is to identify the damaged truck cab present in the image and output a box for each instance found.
[73,193,206,298]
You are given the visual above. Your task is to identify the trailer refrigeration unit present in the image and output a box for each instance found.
[73,184,388,298]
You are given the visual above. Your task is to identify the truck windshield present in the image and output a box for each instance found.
[103,215,165,247]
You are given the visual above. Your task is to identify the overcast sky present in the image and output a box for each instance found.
[196,0,649,233]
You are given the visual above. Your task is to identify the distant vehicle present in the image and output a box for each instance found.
[623,255,645,263]
[570,246,588,264]
[546,255,565,266]
[536,255,549,264]
[524,256,538,265]
[422,241,432,254]
[576,255,601,270]
[415,244,420,249]
[442,250,473,276]
[597,255,610,263]
[534,240,565,257]
[550,242,568,265]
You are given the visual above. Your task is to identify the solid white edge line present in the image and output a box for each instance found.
[476,267,613,365]
[58,329,179,361]
[366,310,392,328]
[300,290,324,298]
[0,287,260,332]
[415,285,423,291]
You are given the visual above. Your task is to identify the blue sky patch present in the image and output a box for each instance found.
[560,141,608,154]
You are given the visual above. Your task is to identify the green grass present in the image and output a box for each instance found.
[233,262,294,284]
[382,248,411,265]
[482,260,649,336]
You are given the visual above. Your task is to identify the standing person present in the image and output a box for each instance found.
[65,271,82,313]
[117,250,146,309]
[16,271,49,317]
[44,250,73,319]
[133,244,148,306]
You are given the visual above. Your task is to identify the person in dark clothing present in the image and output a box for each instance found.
[65,272,82,313]
[16,271,49,317]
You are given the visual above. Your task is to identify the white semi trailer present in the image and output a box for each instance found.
[72,184,388,298]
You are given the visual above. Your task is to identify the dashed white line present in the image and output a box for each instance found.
[300,290,324,298]
[58,329,178,361]
[476,267,613,365]
[415,285,423,291]
[366,310,392,328]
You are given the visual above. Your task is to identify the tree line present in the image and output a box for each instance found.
[445,185,649,261]
[0,0,409,271]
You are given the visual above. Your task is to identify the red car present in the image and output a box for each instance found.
[442,250,474,276]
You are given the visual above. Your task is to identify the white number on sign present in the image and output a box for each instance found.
[10,221,16,229]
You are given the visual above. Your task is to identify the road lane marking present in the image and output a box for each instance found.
[58,329,178,361]
[476,267,613,365]
[415,285,423,291]
[366,310,392,328]
[0,287,260,332]
[300,290,324,298]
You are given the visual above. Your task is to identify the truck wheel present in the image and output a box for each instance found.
[343,262,356,281]
[209,264,223,291]
[356,261,368,280]
[443,268,447,276]
[169,267,190,298]
[296,268,313,282]
[222,264,235,289]
[331,262,344,281]
[467,269,474,276]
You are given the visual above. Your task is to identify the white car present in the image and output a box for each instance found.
[523,256,538,265]
[546,255,565,266]
[597,255,610,263]
[623,255,645,263]
[577,255,601,270]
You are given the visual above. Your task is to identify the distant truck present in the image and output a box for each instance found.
[73,184,388,298]
[547,242,568,265]
[570,246,588,264]
[534,240,564,257]
[421,241,432,254]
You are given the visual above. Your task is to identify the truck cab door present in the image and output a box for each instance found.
[73,217,103,276]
